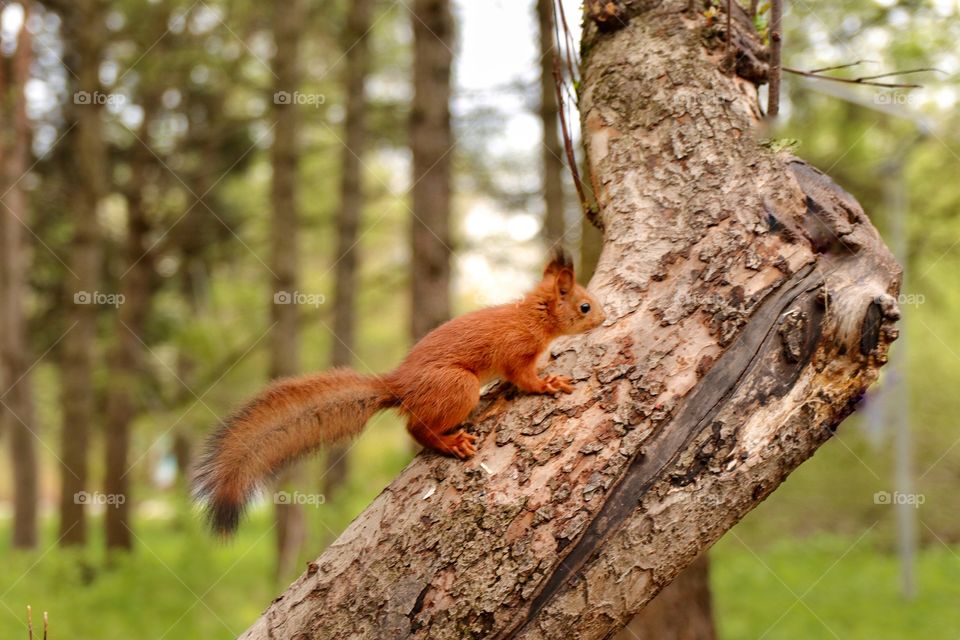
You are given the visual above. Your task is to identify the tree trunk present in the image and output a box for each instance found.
[409,0,454,342]
[579,214,603,284]
[171,57,222,488]
[58,0,107,547]
[270,0,307,582]
[323,0,375,500]
[536,0,566,246]
[615,555,716,640]
[1,0,40,549]
[240,4,900,638]
[103,103,157,552]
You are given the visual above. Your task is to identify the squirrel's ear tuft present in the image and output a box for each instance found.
[544,246,574,297]
[543,246,574,279]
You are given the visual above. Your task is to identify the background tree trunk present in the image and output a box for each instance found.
[103,103,158,552]
[323,0,374,501]
[615,555,716,640]
[240,3,900,638]
[58,0,107,547]
[270,0,307,581]
[1,0,39,549]
[536,0,566,247]
[579,215,602,284]
[170,63,225,487]
[409,0,454,342]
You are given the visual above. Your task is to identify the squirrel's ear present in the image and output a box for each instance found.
[554,267,574,298]
[543,246,574,279]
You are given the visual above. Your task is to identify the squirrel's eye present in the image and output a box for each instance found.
[579,302,591,314]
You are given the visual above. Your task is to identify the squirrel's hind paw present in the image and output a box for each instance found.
[543,375,574,394]
[447,429,478,459]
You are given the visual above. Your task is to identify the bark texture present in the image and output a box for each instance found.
[240,3,900,638]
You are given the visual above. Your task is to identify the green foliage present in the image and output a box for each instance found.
[754,1,771,36]
[759,137,801,153]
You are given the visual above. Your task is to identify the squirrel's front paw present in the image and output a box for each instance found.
[542,375,574,394]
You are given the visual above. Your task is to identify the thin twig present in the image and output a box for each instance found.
[552,54,589,216]
[855,67,943,81]
[555,0,580,85]
[551,0,595,217]
[726,0,732,71]
[784,66,922,88]
[767,0,783,117]
[808,59,875,74]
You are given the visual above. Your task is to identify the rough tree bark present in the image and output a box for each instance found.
[58,0,107,547]
[1,0,40,549]
[240,3,900,638]
[271,0,308,581]
[323,0,374,499]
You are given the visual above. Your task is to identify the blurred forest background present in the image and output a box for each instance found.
[0,0,957,638]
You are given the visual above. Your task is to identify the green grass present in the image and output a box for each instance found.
[0,414,415,638]
[711,533,960,639]
[2,519,958,638]
[0,511,275,638]
[1,416,957,640]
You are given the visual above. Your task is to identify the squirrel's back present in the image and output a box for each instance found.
[391,303,547,379]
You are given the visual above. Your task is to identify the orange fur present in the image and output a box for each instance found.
[193,248,605,535]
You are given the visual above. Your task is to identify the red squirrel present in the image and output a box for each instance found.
[193,248,605,535]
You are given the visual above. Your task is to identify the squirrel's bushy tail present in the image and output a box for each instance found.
[192,368,396,536]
